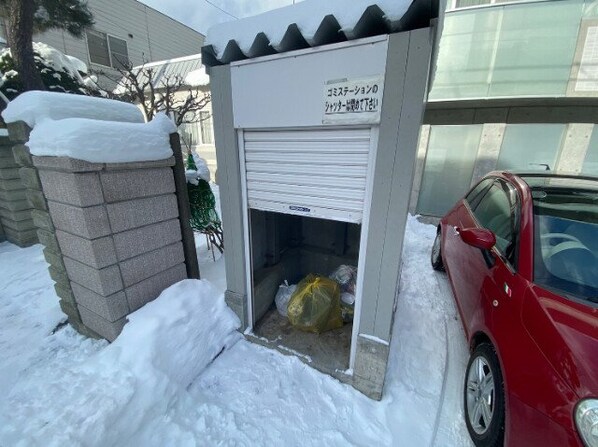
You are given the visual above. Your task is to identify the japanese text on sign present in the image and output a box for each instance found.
[323,76,384,124]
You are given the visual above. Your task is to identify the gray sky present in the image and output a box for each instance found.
[138,0,302,36]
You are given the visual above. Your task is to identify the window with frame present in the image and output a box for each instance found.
[199,111,213,145]
[86,30,129,69]
[472,180,518,260]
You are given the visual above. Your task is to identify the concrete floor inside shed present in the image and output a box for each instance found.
[251,306,353,375]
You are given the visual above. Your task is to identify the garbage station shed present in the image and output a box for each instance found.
[203,0,439,400]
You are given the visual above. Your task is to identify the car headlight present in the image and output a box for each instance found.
[576,399,598,447]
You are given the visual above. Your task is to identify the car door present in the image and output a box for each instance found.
[456,179,520,332]
[443,178,494,330]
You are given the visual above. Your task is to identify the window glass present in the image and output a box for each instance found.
[496,124,565,172]
[531,183,598,304]
[86,30,110,67]
[429,0,584,100]
[455,0,492,8]
[488,0,582,97]
[473,181,515,254]
[465,178,494,209]
[179,122,200,147]
[582,126,598,175]
[199,111,213,145]
[453,0,529,9]
[108,36,129,69]
[416,125,483,216]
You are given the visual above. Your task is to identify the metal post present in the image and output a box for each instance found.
[170,132,201,279]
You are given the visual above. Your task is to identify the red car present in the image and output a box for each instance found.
[431,172,598,447]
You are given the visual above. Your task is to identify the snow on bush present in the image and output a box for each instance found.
[0,279,240,446]
[2,90,144,127]
[0,42,104,101]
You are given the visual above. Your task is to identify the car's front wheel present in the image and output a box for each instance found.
[431,230,444,271]
[464,343,505,447]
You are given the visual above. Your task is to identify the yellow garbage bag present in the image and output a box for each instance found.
[287,274,343,333]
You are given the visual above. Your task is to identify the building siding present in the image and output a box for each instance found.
[1,0,204,89]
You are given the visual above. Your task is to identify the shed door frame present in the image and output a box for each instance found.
[237,126,380,372]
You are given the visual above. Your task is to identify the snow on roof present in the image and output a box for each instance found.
[118,54,209,93]
[185,67,209,87]
[27,113,176,163]
[2,91,144,127]
[203,0,436,65]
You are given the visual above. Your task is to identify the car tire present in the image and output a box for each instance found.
[464,343,505,447]
[431,230,445,271]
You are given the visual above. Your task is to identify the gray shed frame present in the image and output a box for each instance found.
[207,24,435,399]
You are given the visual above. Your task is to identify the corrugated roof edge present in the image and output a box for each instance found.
[201,0,438,69]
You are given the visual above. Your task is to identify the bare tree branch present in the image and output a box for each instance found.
[105,59,211,128]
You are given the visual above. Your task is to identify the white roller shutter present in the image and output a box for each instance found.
[243,128,371,223]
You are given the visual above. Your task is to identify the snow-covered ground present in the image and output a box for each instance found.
[0,198,473,446]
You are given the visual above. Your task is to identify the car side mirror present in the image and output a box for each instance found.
[459,227,496,251]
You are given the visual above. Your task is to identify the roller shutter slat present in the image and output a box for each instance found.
[243,128,370,223]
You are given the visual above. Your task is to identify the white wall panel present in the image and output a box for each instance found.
[231,36,390,129]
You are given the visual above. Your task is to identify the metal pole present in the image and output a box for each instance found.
[170,132,201,279]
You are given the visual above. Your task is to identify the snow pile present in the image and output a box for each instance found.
[2,90,143,127]
[0,279,240,446]
[26,112,175,163]
[206,0,412,57]
[108,279,240,388]
[0,212,473,446]
[185,67,210,87]
[0,243,66,398]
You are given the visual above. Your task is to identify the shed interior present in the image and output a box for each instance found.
[249,209,361,374]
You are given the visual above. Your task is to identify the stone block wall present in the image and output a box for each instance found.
[33,155,188,341]
[0,127,37,246]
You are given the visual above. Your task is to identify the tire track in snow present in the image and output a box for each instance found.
[429,318,450,447]
[430,272,475,447]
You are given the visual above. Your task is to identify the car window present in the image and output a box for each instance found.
[532,187,598,304]
[465,178,493,210]
[472,180,517,259]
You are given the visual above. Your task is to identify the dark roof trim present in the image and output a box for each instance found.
[202,0,437,68]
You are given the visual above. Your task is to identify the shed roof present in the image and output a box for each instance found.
[202,0,437,67]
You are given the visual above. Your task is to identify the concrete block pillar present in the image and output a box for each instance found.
[556,123,594,174]
[470,123,506,186]
[0,124,37,246]
[33,155,188,341]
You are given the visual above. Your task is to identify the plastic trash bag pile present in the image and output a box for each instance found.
[275,265,357,333]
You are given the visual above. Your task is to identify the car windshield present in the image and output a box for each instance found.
[531,181,598,305]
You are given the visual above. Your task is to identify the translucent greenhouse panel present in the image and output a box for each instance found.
[582,126,598,175]
[428,8,499,99]
[429,0,584,100]
[496,124,565,172]
[488,0,583,97]
[416,125,483,216]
